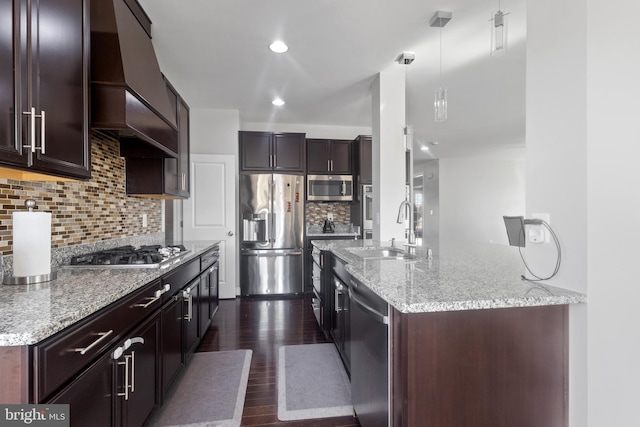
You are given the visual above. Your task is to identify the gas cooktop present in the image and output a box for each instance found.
[63,245,189,269]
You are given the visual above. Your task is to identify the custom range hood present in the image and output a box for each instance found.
[90,0,178,157]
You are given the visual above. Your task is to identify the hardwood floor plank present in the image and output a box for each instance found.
[196,296,360,427]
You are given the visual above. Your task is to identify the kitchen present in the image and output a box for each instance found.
[0,1,638,427]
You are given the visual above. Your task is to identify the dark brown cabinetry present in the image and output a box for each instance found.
[199,247,220,335]
[306,139,352,174]
[160,295,183,396]
[330,254,351,373]
[182,277,200,357]
[123,78,190,198]
[390,305,569,427]
[239,131,305,173]
[0,0,90,180]
[47,309,161,427]
[352,135,372,185]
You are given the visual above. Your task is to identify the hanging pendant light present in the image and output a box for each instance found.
[430,11,452,122]
[490,1,509,55]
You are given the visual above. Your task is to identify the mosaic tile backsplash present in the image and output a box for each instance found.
[306,201,352,225]
[0,131,162,256]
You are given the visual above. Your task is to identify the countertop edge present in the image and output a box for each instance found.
[0,241,220,347]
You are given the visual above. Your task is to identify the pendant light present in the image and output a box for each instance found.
[430,11,452,122]
[490,1,509,55]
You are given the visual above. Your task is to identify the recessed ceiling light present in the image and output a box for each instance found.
[269,41,288,53]
[272,98,285,106]
[420,146,430,151]
[430,141,439,145]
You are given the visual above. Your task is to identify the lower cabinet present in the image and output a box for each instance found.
[328,253,351,374]
[114,313,160,427]
[48,312,161,427]
[183,277,200,358]
[161,294,183,398]
[35,247,221,427]
[48,351,113,427]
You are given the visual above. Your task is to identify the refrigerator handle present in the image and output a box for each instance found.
[270,213,276,242]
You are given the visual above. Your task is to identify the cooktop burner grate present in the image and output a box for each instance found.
[67,245,188,269]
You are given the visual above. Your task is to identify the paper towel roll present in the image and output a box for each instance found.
[13,211,52,277]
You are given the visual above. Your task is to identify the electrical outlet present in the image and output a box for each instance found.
[528,213,549,243]
[327,212,334,221]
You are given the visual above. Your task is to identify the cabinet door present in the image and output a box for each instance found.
[163,83,180,196]
[273,132,304,172]
[240,131,272,171]
[329,140,352,174]
[29,0,90,179]
[119,313,160,427]
[177,97,190,195]
[183,278,200,357]
[48,351,114,427]
[0,0,23,166]
[306,139,330,173]
[161,297,183,397]
[359,136,372,184]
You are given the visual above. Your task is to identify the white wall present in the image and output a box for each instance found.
[438,153,525,245]
[191,109,240,154]
[585,0,640,425]
[241,122,370,140]
[371,66,407,242]
[529,0,640,425]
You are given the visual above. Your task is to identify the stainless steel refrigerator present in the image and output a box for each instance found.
[239,174,304,295]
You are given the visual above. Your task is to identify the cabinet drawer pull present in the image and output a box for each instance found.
[74,330,113,355]
[117,354,131,400]
[22,107,36,153]
[133,289,163,309]
[39,110,46,154]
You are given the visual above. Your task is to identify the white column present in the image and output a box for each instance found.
[371,64,407,242]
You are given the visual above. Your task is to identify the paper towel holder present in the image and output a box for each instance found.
[3,199,57,285]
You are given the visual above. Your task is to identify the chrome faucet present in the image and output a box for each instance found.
[396,199,416,253]
[396,199,411,224]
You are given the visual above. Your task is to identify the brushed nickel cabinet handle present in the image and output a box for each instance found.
[39,110,46,154]
[133,289,163,309]
[74,330,114,355]
[22,107,36,153]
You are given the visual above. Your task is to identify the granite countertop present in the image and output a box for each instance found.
[312,239,587,314]
[0,240,219,347]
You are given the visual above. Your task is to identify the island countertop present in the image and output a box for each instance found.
[312,239,586,314]
[0,241,219,346]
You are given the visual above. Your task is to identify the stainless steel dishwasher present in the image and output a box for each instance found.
[349,278,389,427]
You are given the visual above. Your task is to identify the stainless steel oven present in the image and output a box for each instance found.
[362,184,373,238]
[307,175,353,201]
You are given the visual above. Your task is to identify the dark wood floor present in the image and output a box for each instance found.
[196,295,360,427]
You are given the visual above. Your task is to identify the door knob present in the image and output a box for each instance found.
[227,231,234,236]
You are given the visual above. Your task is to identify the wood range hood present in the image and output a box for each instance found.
[90,0,178,158]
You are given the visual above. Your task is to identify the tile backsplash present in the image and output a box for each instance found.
[306,201,352,225]
[0,131,162,255]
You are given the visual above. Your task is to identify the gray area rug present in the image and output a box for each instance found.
[152,350,252,427]
[278,343,353,421]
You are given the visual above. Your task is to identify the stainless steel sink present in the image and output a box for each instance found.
[347,247,415,260]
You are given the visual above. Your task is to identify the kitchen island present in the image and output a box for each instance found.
[312,239,586,427]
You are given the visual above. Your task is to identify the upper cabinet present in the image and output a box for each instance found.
[306,139,352,175]
[123,78,190,199]
[0,0,91,180]
[352,135,372,185]
[239,131,305,173]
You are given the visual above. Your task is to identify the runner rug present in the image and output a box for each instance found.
[277,343,352,421]
[152,350,252,427]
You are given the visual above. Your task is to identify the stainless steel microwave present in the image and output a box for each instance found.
[307,175,353,201]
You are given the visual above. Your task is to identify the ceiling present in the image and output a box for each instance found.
[138,0,526,161]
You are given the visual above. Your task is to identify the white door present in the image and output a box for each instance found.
[183,154,237,298]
